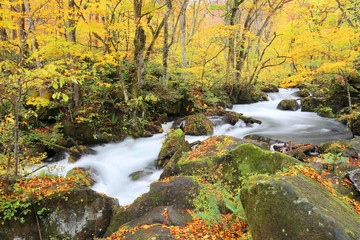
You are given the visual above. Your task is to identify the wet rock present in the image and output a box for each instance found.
[157,129,186,168]
[128,170,152,181]
[301,97,325,112]
[145,121,163,134]
[261,84,279,93]
[210,110,262,126]
[241,174,360,240]
[277,99,300,111]
[184,113,214,136]
[245,135,281,146]
[346,169,360,193]
[106,176,200,236]
[221,143,299,188]
[284,143,318,160]
[0,188,117,240]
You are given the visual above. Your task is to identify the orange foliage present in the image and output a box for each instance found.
[281,166,360,214]
[102,209,250,240]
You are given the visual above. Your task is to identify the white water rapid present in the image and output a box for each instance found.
[48,88,352,206]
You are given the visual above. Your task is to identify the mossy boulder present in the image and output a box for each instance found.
[0,188,117,240]
[241,174,360,240]
[301,97,325,112]
[160,141,192,179]
[342,111,360,136]
[184,113,214,136]
[176,136,269,177]
[297,89,311,97]
[157,129,186,167]
[221,143,299,188]
[277,99,300,111]
[261,84,279,93]
[106,176,200,236]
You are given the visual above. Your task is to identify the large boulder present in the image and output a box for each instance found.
[277,99,300,111]
[0,188,117,240]
[221,143,299,188]
[301,97,325,112]
[175,136,270,177]
[157,129,186,167]
[184,113,214,136]
[106,176,200,236]
[241,174,360,240]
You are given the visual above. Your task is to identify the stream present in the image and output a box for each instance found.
[48,88,352,206]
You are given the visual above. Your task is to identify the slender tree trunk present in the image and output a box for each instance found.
[13,77,22,176]
[23,3,41,68]
[133,0,146,88]
[346,79,352,112]
[144,19,165,62]
[226,0,244,85]
[0,4,8,42]
[68,0,80,108]
[180,0,188,80]
[162,2,171,87]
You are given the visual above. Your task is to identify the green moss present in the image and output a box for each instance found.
[158,129,185,166]
[241,174,360,240]
[177,156,218,176]
[184,113,213,136]
[221,143,299,188]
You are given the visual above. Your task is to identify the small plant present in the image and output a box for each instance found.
[194,181,246,231]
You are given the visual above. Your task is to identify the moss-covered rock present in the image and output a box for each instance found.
[157,129,186,167]
[0,188,117,240]
[241,174,360,240]
[176,136,269,177]
[106,176,200,236]
[261,84,279,93]
[277,99,300,111]
[160,141,192,179]
[66,167,95,186]
[221,143,299,188]
[297,89,311,97]
[301,97,325,112]
[341,110,360,136]
[184,113,213,136]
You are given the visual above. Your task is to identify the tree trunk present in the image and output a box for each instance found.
[68,0,80,108]
[133,0,146,88]
[180,0,188,80]
[13,77,22,176]
[162,4,170,87]
[23,2,41,68]
[144,18,165,62]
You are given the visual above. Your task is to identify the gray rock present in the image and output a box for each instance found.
[241,174,360,240]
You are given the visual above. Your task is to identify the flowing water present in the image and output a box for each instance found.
[49,88,352,206]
